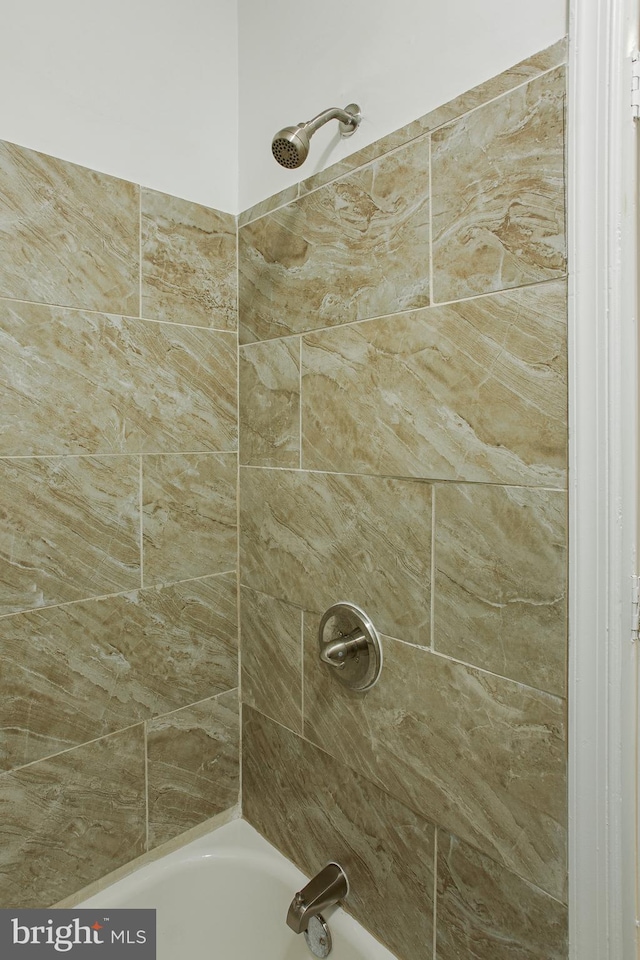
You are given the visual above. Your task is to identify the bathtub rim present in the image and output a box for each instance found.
[53,803,239,909]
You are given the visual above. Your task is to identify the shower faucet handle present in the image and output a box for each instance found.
[317,602,383,691]
[318,628,368,668]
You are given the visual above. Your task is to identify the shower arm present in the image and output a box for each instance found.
[302,106,359,137]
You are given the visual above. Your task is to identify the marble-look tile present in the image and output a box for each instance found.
[0,726,146,908]
[240,468,431,645]
[432,67,566,303]
[0,140,138,314]
[240,587,302,733]
[142,453,237,586]
[434,485,567,695]
[0,456,140,617]
[304,633,566,899]
[0,300,237,456]
[239,135,430,343]
[302,282,567,487]
[147,690,239,849]
[141,189,236,330]
[243,706,435,960]
[240,338,300,467]
[238,183,300,226]
[296,40,568,199]
[436,832,568,960]
[0,575,237,771]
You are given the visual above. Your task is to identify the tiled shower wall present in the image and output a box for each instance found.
[239,39,568,960]
[0,144,239,908]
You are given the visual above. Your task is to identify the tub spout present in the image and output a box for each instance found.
[286,862,349,934]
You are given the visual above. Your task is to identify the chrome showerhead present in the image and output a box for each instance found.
[271,124,312,169]
[271,103,361,169]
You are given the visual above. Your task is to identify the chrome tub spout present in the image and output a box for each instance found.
[286,862,349,934]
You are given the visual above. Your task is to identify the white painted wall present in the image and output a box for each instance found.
[0,0,238,212]
[238,0,568,210]
[0,2,568,212]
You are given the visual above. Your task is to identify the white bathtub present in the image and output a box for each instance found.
[79,819,398,960]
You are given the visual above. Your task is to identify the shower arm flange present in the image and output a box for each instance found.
[302,104,361,139]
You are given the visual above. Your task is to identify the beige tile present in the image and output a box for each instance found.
[240,468,431,645]
[243,706,435,960]
[240,338,300,467]
[436,832,568,959]
[0,140,138,314]
[240,587,302,733]
[147,690,239,848]
[142,453,237,585]
[0,575,237,771]
[434,485,567,695]
[0,726,146,908]
[432,68,566,303]
[0,300,237,456]
[238,183,300,226]
[239,135,430,344]
[304,632,566,899]
[296,40,568,199]
[302,282,567,486]
[0,456,140,617]
[141,189,236,329]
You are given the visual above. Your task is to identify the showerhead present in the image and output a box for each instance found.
[271,125,311,169]
[271,103,361,169]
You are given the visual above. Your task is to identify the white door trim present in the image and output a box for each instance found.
[568,0,638,957]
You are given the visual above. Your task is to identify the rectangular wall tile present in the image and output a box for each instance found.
[0,301,237,456]
[0,456,140,617]
[147,690,239,849]
[0,575,237,771]
[243,706,435,960]
[238,135,430,343]
[240,468,431,645]
[142,453,237,586]
[141,188,236,330]
[240,338,300,467]
[434,485,567,695]
[241,587,302,733]
[0,726,146,908]
[302,282,567,487]
[436,832,568,960]
[303,632,566,900]
[431,68,566,303]
[0,141,139,314]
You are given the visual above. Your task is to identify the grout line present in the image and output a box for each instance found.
[428,135,434,305]
[430,485,436,651]
[0,294,235,333]
[143,720,149,853]
[138,187,143,319]
[0,571,238,622]
[148,687,239,722]
[237,462,567,493]
[433,828,438,959]
[384,632,566,700]
[236,208,242,817]
[298,337,303,470]
[139,455,144,589]
[238,274,568,347]
[0,450,239,461]
[238,698,243,816]
[300,610,305,737]
[0,721,148,777]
